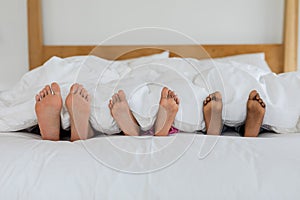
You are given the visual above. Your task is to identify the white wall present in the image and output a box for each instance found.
[0,0,297,90]
[43,0,284,45]
[0,0,28,90]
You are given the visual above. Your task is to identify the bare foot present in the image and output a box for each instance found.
[35,82,62,141]
[65,83,93,141]
[109,90,140,136]
[203,92,223,135]
[154,87,180,136]
[244,90,266,137]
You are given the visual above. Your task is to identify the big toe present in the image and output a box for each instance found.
[248,90,258,100]
[70,83,80,94]
[161,87,169,99]
[51,82,61,95]
[118,90,127,101]
[213,91,222,100]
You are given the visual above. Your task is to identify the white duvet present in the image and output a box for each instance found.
[1,132,300,200]
[0,54,299,134]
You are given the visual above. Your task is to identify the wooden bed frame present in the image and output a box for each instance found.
[28,0,298,73]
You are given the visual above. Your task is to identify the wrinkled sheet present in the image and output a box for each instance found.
[1,132,300,200]
[0,56,299,133]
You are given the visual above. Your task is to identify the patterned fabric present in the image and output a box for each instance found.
[168,126,180,134]
[140,126,179,135]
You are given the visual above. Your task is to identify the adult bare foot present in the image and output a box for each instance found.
[66,83,93,141]
[35,82,62,141]
[203,91,223,135]
[244,90,266,137]
[154,87,180,136]
[109,90,140,136]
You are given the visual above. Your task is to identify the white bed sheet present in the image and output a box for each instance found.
[1,132,300,200]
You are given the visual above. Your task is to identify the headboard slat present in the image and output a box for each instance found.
[27,0,44,68]
[43,44,283,73]
[284,0,299,72]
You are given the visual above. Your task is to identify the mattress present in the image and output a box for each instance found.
[1,132,300,200]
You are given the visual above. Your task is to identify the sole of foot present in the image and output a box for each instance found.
[203,91,223,135]
[244,90,266,137]
[35,82,62,141]
[154,87,179,136]
[66,83,92,141]
[109,90,140,136]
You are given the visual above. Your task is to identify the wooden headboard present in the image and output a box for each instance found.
[28,0,298,73]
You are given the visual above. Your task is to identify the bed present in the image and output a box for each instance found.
[0,0,299,199]
[1,132,300,199]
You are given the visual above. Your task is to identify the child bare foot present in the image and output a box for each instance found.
[66,83,92,141]
[109,90,140,136]
[35,82,62,141]
[244,90,266,137]
[154,87,180,136]
[203,92,223,135]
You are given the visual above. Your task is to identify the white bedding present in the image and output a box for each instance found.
[0,54,299,134]
[1,52,299,200]
[1,132,300,199]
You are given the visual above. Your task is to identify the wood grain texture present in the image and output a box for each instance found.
[284,0,299,72]
[27,0,44,68]
[42,44,284,73]
[27,0,296,74]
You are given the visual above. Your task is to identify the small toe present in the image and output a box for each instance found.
[112,94,119,103]
[108,100,113,109]
[45,85,51,95]
[167,90,172,98]
[255,94,261,101]
[35,95,40,102]
[42,89,48,96]
[40,91,45,98]
[174,95,180,105]
[169,91,175,98]
[115,94,121,102]
[81,91,86,98]
[85,89,90,99]
[76,85,83,95]
[85,94,90,102]
[78,87,83,94]
[80,88,86,97]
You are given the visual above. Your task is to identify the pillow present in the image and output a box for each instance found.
[128,52,271,74]
[213,53,272,72]
[63,51,169,64]
[123,51,169,65]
